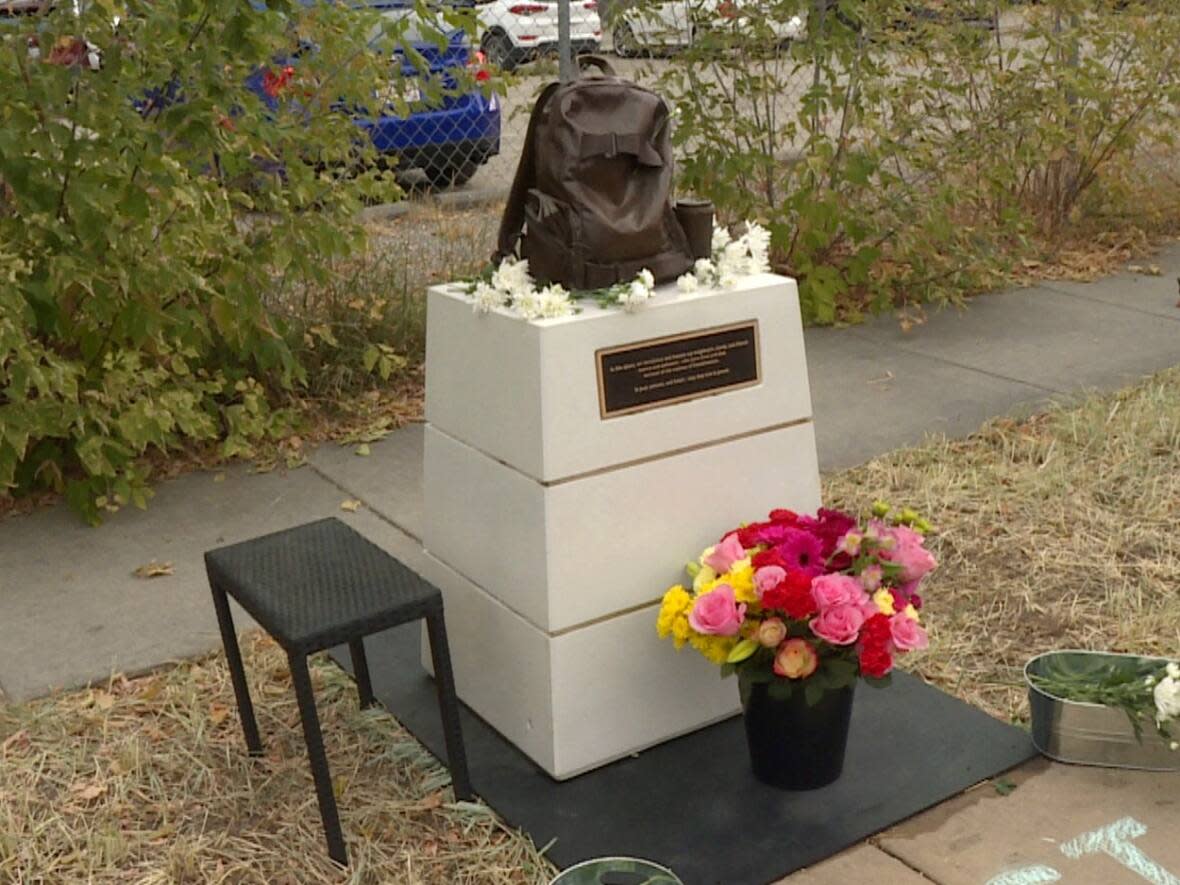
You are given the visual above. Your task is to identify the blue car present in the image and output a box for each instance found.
[246,1,501,188]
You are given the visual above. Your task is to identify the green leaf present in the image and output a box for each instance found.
[727,638,759,665]
[992,778,1018,797]
[362,344,380,373]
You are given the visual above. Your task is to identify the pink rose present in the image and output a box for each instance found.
[811,574,867,611]
[774,638,819,679]
[889,613,929,651]
[754,566,786,599]
[688,584,746,636]
[757,617,787,648]
[704,533,746,574]
[809,603,866,646]
[883,525,937,583]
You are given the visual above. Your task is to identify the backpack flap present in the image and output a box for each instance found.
[577,131,664,167]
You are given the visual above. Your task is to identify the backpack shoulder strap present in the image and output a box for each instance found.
[494,80,561,263]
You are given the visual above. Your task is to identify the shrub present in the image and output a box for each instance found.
[0,0,461,522]
[650,0,1180,323]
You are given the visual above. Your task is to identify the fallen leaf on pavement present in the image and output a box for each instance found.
[355,443,371,457]
[340,499,362,513]
[133,561,174,579]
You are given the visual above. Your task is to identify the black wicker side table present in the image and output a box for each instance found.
[204,517,473,865]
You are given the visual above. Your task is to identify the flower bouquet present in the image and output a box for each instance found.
[656,502,937,788]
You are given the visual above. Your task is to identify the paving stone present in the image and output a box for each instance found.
[0,464,410,702]
[878,758,1180,885]
[848,284,1180,396]
[776,844,933,884]
[805,327,1052,471]
[1038,243,1180,320]
[308,423,425,539]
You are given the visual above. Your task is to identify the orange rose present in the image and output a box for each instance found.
[773,638,819,679]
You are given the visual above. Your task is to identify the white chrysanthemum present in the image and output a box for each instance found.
[1167,661,1179,680]
[676,273,699,293]
[693,258,716,285]
[717,240,749,282]
[743,222,772,274]
[618,279,653,312]
[491,257,532,298]
[637,268,655,290]
[1155,675,1180,724]
[711,226,732,255]
[471,281,507,314]
[536,284,574,319]
[514,289,543,321]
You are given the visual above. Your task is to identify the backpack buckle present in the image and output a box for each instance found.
[605,132,619,159]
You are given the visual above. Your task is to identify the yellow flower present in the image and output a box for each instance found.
[693,564,718,594]
[904,603,920,621]
[657,585,694,648]
[726,560,758,605]
[873,588,896,616]
[689,633,737,665]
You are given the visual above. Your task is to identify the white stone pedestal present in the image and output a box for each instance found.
[421,274,821,779]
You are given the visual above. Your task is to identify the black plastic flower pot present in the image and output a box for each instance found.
[740,679,856,790]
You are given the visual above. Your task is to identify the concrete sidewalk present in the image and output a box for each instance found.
[1,248,1178,883]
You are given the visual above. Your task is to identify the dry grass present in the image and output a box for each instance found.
[0,634,554,884]
[827,367,1180,722]
[2,368,1180,882]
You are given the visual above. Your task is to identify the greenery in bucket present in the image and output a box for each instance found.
[1029,657,1179,748]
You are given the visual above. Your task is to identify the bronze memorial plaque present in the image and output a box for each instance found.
[596,320,761,418]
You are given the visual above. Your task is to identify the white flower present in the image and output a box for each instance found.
[536,284,574,319]
[514,289,543,320]
[718,271,740,289]
[619,279,653,312]
[718,240,749,280]
[1146,675,1157,687]
[676,272,699,293]
[693,258,717,286]
[743,222,772,274]
[491,257,532,298]
[1167,661,1179,680]
[471,281,507,314]
[1154,676,1180,724]
[711,226,732,255]
[1171,741,1179,751]
[637,268,655,290]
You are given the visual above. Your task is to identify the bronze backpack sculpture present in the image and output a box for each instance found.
[495,57,698,290]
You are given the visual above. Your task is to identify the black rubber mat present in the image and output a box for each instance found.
[332,625,1036,884]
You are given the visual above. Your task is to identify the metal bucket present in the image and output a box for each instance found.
[1024,650,1178,771]
[549,857,684,885]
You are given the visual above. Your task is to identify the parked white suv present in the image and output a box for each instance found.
[476,0,603,70]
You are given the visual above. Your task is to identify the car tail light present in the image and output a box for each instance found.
[468,49,491,82]
[717,0,737,18]
[583,1,597,8]
[508,3,547,14]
